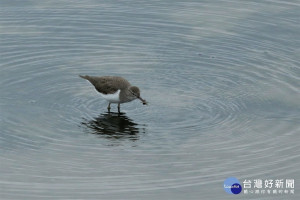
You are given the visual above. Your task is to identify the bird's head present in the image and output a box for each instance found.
[129,86,147,105]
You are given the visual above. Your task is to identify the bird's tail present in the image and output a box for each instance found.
[79,75,99,88]
[79,75,89,80]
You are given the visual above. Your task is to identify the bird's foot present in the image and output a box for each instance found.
[117,103,121,113]
[107,103,111,113]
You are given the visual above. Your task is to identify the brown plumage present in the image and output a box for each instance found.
[79,75,147,113]
[79,75,130,94]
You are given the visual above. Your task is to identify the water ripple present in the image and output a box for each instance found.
[1,0,299,199]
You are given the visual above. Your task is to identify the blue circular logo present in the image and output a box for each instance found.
[224,177,242,194]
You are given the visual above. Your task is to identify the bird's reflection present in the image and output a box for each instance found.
[81,112,143,141]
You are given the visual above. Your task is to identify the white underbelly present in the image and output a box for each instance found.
[100,89,120,103]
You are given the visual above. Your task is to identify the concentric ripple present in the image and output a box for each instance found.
[1,0,299,199]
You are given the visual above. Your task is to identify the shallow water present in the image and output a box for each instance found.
[1,0,299,199]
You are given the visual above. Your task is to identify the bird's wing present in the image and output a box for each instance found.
[80,75,129,94]
[94,77,120,94]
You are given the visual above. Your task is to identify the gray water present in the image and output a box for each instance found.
[1,1,299,199]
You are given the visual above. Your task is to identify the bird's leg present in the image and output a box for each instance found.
[107,103,111,113]
[117,103,121,113]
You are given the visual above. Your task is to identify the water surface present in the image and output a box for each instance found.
[1,0,299,199]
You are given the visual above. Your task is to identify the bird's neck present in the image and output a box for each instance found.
[119,88,134,103]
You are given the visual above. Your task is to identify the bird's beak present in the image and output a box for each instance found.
[138,97,148,105]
